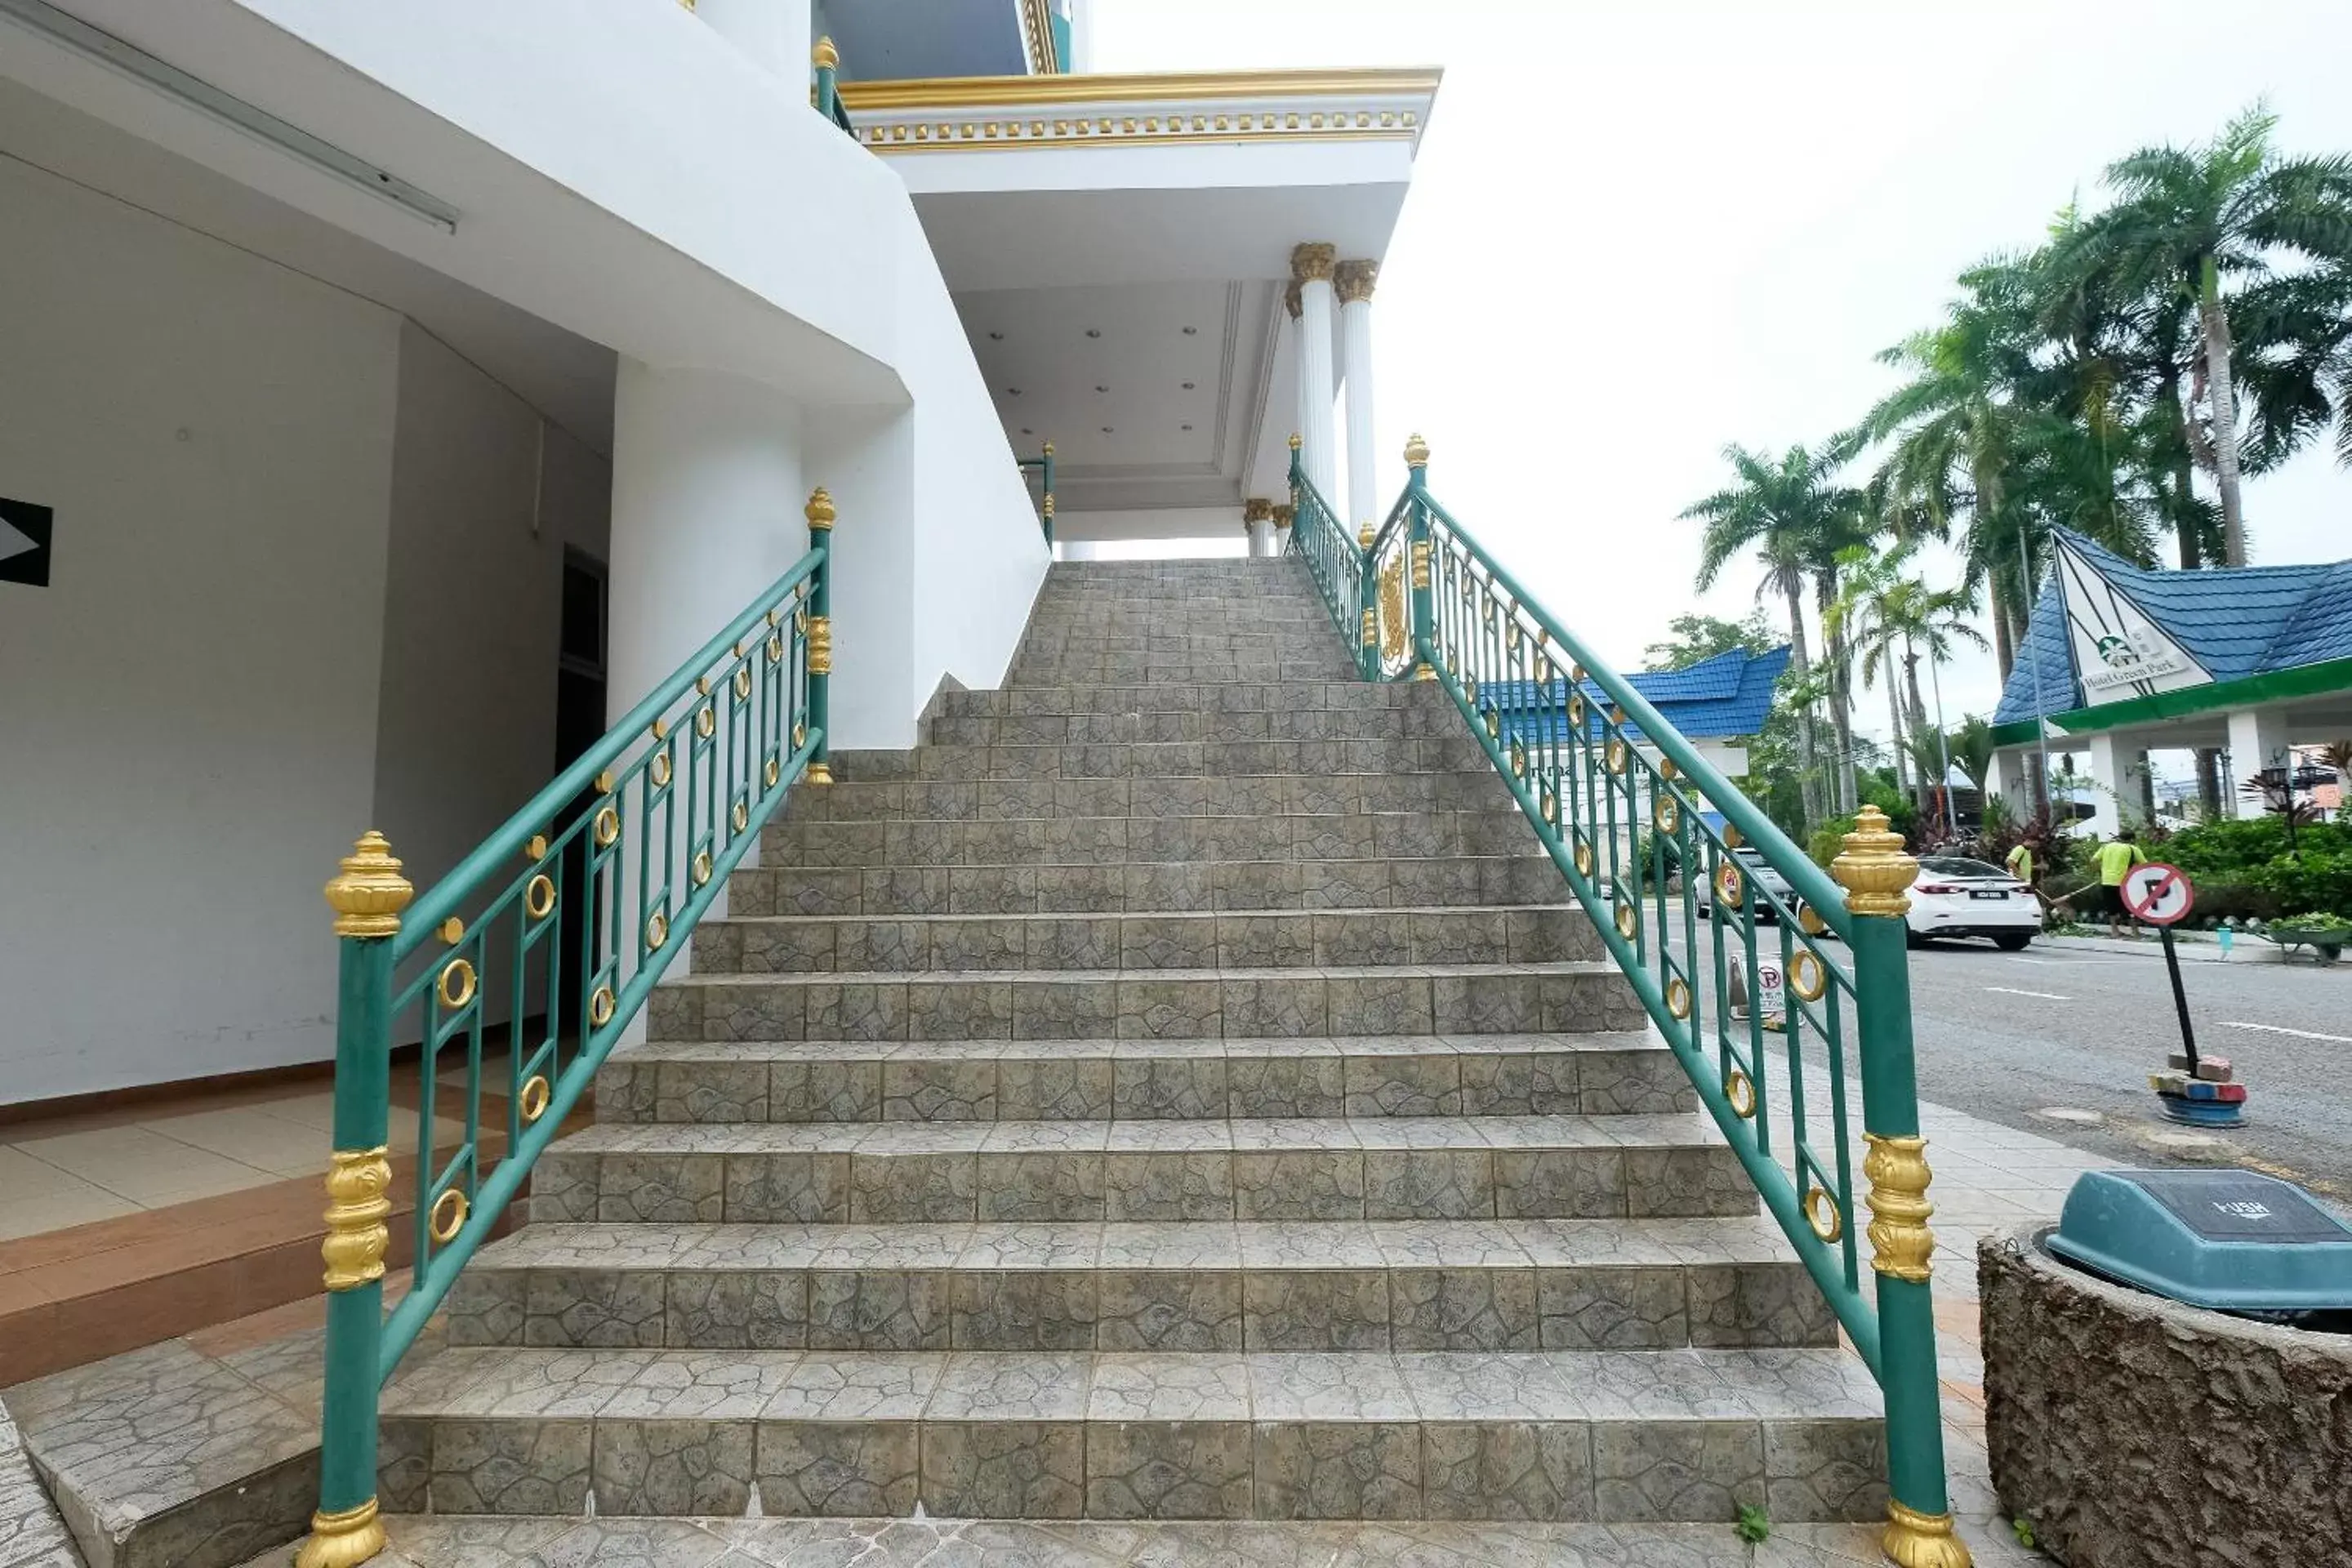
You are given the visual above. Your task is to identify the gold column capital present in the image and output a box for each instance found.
[324,833,412,938]
[318,1147,392,1291]
[1242,498,1274,523]
[1290,242,1337,283]
[1882,1500,1972,1567]
[296,1499,386,1568]
[805,487,835,532]
[1832,804,1917,916]
[1404,433,1430,469]
[1863,1132,1937,1282]
[807,615,833,675]
[812,36,839,69]
[1334,259,1379,304]
[1283,279,1303,320]
[1271,504,1294,528]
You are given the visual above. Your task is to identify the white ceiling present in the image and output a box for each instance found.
[0,74,617,453]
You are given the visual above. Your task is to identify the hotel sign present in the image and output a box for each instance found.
[2055,538,2212,708]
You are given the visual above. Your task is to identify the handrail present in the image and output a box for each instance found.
[1016,442,1056,545]
[1282,433,1364,666]
[296,489,841,1568]
[813,36,853,133]
[1351,436,1969,1568]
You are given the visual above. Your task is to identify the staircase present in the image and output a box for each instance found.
[400,558,1886,1527]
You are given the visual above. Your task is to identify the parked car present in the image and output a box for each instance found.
[1695,846,1796,923]
[1904,855,2038,950]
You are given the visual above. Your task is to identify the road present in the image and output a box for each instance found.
[1900,937,2352,1200]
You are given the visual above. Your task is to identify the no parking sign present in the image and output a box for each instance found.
[2122,862,2194,926]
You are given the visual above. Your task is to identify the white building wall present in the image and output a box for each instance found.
[0,155,400,1104]
[374,322,612,903]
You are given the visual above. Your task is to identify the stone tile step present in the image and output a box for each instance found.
[732,854,1566,918]
[1010,653,1355,674]
[372,1347,1884,1522]
[938,679,1445,718]
[780,772,1511,824]
[832,738,1489,782]
[651,962,1646,1044]
[527,1113,1752,1227]
[756,811,1536,870]
[599,1031,1689,1124]
[691,906,1597,978]
[924,707,1467,746]
[446,1216,1835,1353]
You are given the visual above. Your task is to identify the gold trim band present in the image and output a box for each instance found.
[840,65,1441,111]
[318,1147,391,1292]
[296,1499,385,1568]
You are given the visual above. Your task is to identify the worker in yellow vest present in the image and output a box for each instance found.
[2091,831,2148,939]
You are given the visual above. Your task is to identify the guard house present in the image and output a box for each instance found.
[1990,528,2352,834]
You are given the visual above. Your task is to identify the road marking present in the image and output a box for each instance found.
[1984,986,2069,1000]
[2220,1021,2352,1045]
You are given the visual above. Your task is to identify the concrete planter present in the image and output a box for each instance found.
[1980,1227,2352,1567]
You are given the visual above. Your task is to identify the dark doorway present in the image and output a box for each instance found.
[552,549,608,1038]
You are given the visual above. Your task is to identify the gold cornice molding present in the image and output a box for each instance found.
[838,66,1441,112]
[1291,243,1337,284]
[1334,260,1378,304]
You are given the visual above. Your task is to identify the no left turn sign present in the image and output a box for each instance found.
[2122,862,2195,926]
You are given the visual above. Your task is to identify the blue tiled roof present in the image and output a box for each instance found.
[1993,528,2352,726]
[1485,644,1790,745]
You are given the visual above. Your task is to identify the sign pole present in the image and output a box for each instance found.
[2160,924,2198,1075]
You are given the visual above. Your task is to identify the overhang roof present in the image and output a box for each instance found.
[1483,645,1793,745]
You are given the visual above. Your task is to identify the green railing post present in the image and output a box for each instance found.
[301,833,411,1568]
[1833,805,1971,1568]
[804,487,835,786]
[813,36,839,122]
[1355,512,1379,680]
[1403,433,1435,680]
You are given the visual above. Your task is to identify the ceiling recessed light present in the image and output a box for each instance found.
[1085,328,1102,338]
[1182,326,1198,336]
[1101,425,1114,434]
[1095,385,1109,393]
[1008,387,1022,395]
[1181,381,1196,390]
[987,331,1004,341]
[1021,427,1034,435]
[1181,423,1194,431]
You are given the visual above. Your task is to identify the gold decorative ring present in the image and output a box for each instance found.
[1717,862,1745,909]
[524,874,557,921]
[1659,757,1680,782]
[589,985,617,1027]
[1484,708,1500,740]
[1654,796,1681,834]
[1533,653,1552,684]
[1509,741,1526,780]
[1804,1184,1844,1243]
[1570,664,1588,682]
[1614,902,1638,940]
[697,705,717,739]
[1541,791,1558,826]
[1606,739,1630,775]
[437,958,477,1011]
[1726,1067,1758,1119]
[764,758,782,788]
[428,1187,469,1245]
[594,805,621,848]
[693,850,714,888]
[732,800,750,833]
[793,720,808,750]
[733,666,753,699]
[519,1074,551,1125]
[650,751,673,790]
[767,633,783,664]
[1724,824,1746,850]
[525,834,548,860]
[1788,949,1828,1004]
[1799,903,1828,937]
[646,911,670,951]
[1665,977,1691,1021]
[1574,840,1594,878]
[1567,694,1586,727]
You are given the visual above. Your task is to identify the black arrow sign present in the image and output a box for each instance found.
[0,497,53,587]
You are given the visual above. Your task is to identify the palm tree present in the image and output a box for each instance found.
[1684,441,1871,826]
[1825,548,1918,807]
[2065,105,2352,565]
[1829,550,1989,826]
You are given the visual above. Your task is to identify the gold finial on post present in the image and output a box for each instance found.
[1357,521,1376,550]
[805,487,835,532]
[1830,804,1917,917]
[1288,432,1303,452]
[813,35,839,69]
[1041,440,1054,457]
[1404,433,1431,470]
[324,833,411,938]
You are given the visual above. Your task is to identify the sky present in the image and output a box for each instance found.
[1092,0,2352,752]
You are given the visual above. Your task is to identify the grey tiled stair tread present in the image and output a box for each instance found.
[541,1111,1727,1156]
[381,1345,1882,1423]
[709,906,1577,929]
[675,961,1625,986]
[469,1215,1815,1274]
[610,1029,1659,1061]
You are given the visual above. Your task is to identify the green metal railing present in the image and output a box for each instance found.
[1292,435,1970,1568]
[298,490,839,1568]
[813,36,853,135]
[1284,434,1366,666]
[1017,442,1056,546]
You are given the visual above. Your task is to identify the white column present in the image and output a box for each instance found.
[1336,260,1379,534]
[1996,749,2030,808]
[693,0,813,78]
[1244,499,1274,558]
[2226,706,2293,818]
[2084,733,2127,837]
[1292,243,1339,511]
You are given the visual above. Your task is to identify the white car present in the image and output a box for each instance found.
[1905,855,2039,950]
